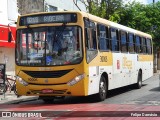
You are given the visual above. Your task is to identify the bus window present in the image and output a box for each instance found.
[135,35,141,53]
[120,31,127,52]
[84,18,97,63]
[146,38,152,54]
[128,33,135,53]
[110,28,119,51]
[141,37,147,54]
[85,20,97,50]
[97,24,109,51]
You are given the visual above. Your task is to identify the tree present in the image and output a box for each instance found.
[79,0,123,20]
[105,0,123,20]
[119,1,160,47]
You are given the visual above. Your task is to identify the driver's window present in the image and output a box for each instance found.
[84,18,97,63]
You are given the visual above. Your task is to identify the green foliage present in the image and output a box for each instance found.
[80,0,123,20]
[89,1,106,18]
[105,0,123,20]
[119,1,160,48]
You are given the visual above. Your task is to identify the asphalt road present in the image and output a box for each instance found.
[103,73,160,105]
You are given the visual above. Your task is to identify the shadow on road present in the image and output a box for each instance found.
[149,87,160,92]
[41,84,148,104]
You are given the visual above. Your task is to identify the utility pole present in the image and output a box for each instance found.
[153,0,155,3]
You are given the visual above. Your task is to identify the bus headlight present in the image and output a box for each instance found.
[17,76,28,86]
[67,74,85,86]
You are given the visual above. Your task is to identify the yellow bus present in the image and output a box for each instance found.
[15,11,153,102]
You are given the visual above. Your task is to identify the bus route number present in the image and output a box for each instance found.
[100,56,107,62]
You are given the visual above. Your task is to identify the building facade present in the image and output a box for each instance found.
[17,0,86,15]
[0,0,18,75]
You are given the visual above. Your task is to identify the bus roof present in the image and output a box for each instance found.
[19,11,152,39]
[79,11,152,39]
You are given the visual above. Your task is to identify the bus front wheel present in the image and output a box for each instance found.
[95,75,107,101]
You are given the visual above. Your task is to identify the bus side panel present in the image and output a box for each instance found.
[87,66,112,95]
[138,55,153,81]
[109,53,137,89]
[87,52,113,95]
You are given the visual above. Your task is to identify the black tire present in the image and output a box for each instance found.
[135,71,142,89]
[94,75,107,102]
[0,83,8,93]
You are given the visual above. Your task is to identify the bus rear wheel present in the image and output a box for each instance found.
[95,75,107,102]
[135,71,142,89]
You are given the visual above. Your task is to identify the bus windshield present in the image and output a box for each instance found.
[16,26,82,66]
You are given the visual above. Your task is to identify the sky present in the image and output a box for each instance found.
[124,0,160,4]
[147,0,160,4]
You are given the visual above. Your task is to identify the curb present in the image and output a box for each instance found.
[0,93,38,104]
[6,96,38,104]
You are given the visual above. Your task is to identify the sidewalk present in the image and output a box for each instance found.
[0,91,38,104]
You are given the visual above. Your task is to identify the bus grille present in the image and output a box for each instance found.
[22,69,73,78]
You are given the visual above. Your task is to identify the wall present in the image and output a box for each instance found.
[17,0,86,15]
[17,0,44,15]
[45,0,86,11]
[0,47,15,75]
[0,0,18,76]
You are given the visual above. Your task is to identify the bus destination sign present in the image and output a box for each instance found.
[20,13,77,26]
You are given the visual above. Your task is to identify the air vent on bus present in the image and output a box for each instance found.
[22,69,73,78]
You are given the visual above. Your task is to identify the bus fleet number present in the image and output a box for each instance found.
[100,56,107,62]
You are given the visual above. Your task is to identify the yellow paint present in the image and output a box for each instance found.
[138,55,153,61]
[89,51,113,66]
[122,57,132,69]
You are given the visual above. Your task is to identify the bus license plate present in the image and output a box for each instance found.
[42,89,53,93]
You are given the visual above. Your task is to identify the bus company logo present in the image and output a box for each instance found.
[122,57,132,69]
[2,112,11,117]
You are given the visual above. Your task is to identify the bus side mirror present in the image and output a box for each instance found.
[8,31,12,43]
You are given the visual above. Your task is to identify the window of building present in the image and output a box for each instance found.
[128,33,135,53]
[45,5,57,12]
[110,28,119,51]
[120,31,127,52]
[97,24,109,51]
